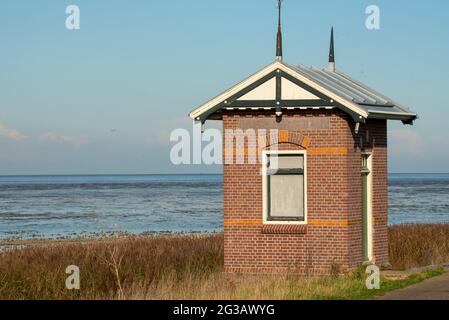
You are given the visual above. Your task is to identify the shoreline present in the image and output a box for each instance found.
[2,222,448,247]
[0,231,221,252]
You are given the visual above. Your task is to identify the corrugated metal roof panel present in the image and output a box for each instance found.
[311,67,377,104]
[294,66,361,103]
[290,64,417,121]
[316,69,389,105]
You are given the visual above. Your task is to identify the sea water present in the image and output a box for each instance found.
[0,174,448,239]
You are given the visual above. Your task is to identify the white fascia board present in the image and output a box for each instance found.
[367,110,418,122]
[367,110,418,117]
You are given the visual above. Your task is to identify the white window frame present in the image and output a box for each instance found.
[362,150,374,262]
[262,150,308,225]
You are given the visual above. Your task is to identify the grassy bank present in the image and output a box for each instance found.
[1,224,448,300]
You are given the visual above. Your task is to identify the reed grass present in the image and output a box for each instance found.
[0,224,448,300]
[0,234,223,300]
[389,223,449,270]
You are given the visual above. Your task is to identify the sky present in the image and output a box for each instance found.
[0,0,448,175]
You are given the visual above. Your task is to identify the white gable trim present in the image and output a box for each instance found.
[189,61,369,120]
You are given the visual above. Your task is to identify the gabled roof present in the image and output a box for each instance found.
[189,60,417,124]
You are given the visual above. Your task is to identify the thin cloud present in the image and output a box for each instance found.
[0,122,27,141]
[390,129,425,155]
[39,132,88,146]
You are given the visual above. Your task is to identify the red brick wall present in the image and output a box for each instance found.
[222,109,389,275]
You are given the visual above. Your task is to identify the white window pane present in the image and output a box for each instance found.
[269,175,304,219]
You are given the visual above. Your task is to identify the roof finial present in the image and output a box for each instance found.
[328,27,336,71]
[276,0,283,61]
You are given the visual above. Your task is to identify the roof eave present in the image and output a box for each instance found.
[367,111,418,125]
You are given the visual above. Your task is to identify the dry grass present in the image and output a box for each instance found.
[389,224,449,270]
[0,224,448,300]
[0,234,223,300]
[126,270,411,300]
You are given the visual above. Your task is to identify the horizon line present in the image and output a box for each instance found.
[0,172,448,177]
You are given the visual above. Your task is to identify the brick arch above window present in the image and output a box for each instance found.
[261,131,311,150]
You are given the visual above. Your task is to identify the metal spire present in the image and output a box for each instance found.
[276,0,283,61]
[328,27,336,71]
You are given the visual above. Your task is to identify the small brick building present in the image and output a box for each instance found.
[189,26,417,275]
